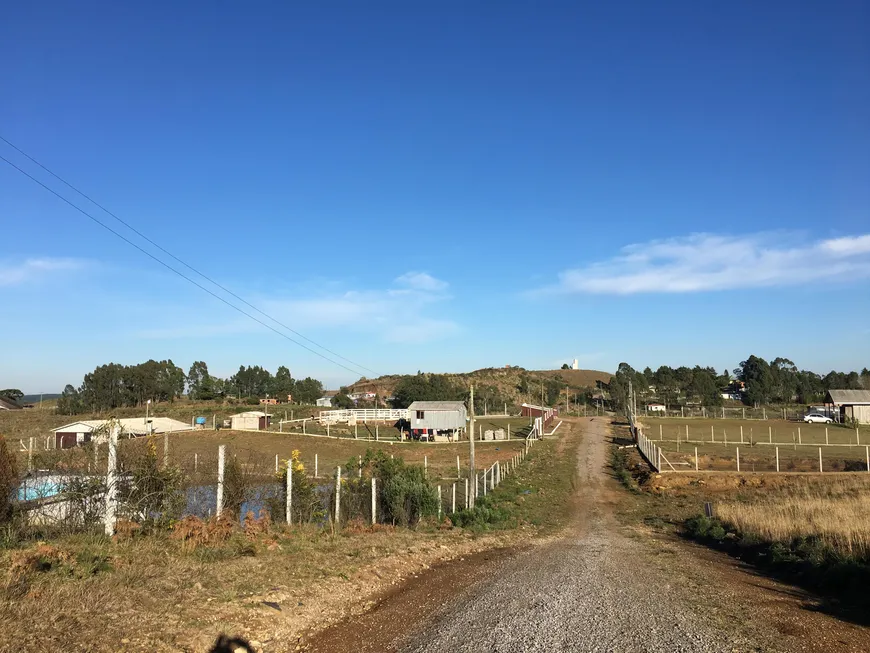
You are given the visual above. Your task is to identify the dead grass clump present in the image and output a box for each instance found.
[113,519,141,543]
[8,543,74,576]
[170,515,234,551]
[242,510,271,539]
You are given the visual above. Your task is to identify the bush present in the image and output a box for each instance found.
[337,450,438,527]
[449,496,512,529]
[0,436,18,523]
[118,437,185,529]
[270,450,325,525]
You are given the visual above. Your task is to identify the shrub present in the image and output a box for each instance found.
[0,436,17,524]
[118,437,185,529]
[337,450,438,527]
[270,450,325,525]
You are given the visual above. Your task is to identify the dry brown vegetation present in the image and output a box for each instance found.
[716,492,870,559]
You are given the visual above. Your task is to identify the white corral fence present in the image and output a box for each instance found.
[636,429,661,472]
[319,408,409,424]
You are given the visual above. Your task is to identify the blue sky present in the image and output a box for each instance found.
[2,1,869,393]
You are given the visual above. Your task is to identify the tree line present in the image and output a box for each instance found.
[609,355,870,412]
[56,360,324,415]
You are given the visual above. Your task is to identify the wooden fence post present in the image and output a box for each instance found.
[437,486,442,519]
[335,466,342,524]
[216,444,225,516]
[798,427,801,445]
[465,478,469,509]
[27,437,33,472]
[694,447,698,471]
[358,455,362,478]
[275,454,279,474]
[769,426,772,444]
[371,477,377,524]
[104,424,120,536]
[424,456,428,478]
[866,445,869,473]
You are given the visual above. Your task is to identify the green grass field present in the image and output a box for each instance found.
[638,417,870,472]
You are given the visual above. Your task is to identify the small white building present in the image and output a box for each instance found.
[230,411,271,430]
[51,417,194,449]
[646,404,666,413]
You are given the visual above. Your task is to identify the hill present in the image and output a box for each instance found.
[347,367,611,406]
[21,393,61,404]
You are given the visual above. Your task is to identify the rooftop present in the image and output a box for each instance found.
[408,401,466,411]
[51,417,193,435]
[827,389,870,405]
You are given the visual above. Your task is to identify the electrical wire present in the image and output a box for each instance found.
[0,134,376,377]
[0,151,374,379]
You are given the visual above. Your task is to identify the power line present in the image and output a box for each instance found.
[0,134,376,377]
[0,151,373,379]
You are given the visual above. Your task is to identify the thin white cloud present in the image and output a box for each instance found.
[394,271,449,292]
[535,233,870,295]
[136,272,460,344]
[0,258,89,287]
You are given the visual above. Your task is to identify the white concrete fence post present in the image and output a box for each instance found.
[335,466,342,524]
[452,483,456,514]
[819,448,823,473]
[736,447,740,473]
[216,444,226,516]
[437,486,442,520]
[465,478,469,509]
[776,447,780,472]
[285,456,293,526]
[314,453,318,478]
[371,477,377,525]
[104,424,120,536]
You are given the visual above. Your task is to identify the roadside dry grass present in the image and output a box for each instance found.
[0,523,522,652]
[716,491,870,559]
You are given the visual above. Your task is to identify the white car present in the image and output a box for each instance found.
[803,413,832,424]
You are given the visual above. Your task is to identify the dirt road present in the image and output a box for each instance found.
[397,417,762,652]
[308,418,870,653]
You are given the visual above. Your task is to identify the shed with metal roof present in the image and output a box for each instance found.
[826,390,870,425]
[407,401,467,434]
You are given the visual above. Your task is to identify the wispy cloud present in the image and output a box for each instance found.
[535,232,870,295]
[0,258,89,287]
[394,271,448,292]
[137,272,460,344]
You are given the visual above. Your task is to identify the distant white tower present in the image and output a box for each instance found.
[572,359,579,370]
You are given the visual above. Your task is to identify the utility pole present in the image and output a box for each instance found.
[469,384,475,509]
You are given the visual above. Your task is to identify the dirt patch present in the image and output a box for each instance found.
[303,546,526,652]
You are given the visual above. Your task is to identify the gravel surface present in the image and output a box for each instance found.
[400,419,763,653]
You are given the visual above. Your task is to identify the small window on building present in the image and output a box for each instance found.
[416,410,425,420]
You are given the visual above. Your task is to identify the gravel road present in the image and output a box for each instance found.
[399,418,763,653]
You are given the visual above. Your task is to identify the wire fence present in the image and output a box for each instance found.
[4,425,536,538]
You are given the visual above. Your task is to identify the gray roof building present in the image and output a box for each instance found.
[826,389,870,425]
[408,400,467,432]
